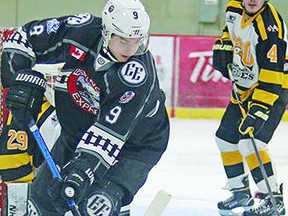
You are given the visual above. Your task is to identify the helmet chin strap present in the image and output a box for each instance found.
[241,1,267,17]
[102,46,119,62]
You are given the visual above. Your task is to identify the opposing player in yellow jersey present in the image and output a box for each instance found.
[213,0,288,215]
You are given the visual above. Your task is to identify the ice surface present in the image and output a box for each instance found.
[130,118,288,215]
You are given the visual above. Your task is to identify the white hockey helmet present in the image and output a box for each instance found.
[102,0,150,54]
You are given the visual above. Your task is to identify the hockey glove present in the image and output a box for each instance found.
[47,152,95,211]
[60,167,95,202]
[239,103,270,135]
[212,38,233,79]
[5,69,46,129]
[47,177,71,214]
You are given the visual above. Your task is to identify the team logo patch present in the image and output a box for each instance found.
[69,45,87,61]
[119,91,135,104]
[267,24,278,32]
[27,199,41,216]
[51,112,59,127]
[118,59,147,87]
[66,13,92,26]
[97,56,105,65]
[227,15,236,24]
[46,18,60,34]
[67,68,100,115]
[85,192,113,216]
[108,5,115,13]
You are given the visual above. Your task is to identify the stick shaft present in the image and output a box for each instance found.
[227,66,279,216]
[28,119,81,216]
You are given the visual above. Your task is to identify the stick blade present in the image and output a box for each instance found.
[144,190,172,216]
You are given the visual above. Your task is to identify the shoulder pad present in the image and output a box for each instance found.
[256,4,286,40]
[65,13,94,27]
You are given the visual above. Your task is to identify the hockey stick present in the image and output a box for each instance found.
[144,190,172,216]
[227,64,280,216]
[28,119,81,216]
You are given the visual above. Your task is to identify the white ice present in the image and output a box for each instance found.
[130,118,288,215]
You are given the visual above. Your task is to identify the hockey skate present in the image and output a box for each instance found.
[243,184,285,216]
[218,177,254,216]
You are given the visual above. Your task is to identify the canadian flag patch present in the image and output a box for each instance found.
[69,45,86,61]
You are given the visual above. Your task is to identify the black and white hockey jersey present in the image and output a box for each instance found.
[0,13,169,198]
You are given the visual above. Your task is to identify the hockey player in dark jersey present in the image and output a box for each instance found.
[213,0,287,215]
[0,0,170,215]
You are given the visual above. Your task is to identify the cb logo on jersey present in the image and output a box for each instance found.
[85,192,113,216]
[118,59,147,87]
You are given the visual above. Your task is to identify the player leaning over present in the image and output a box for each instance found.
[213,0,288,215]
[0,0,170,215]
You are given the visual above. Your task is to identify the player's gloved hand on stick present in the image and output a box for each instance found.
[47,153,95,213]
[212,38,234,79]
[61,167,95,201]
[239,102,270,135]
[5,69,46,128]
[47,177,69,213]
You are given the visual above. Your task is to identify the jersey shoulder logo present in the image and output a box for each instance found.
[66,13,92,26]
[118,58,147,87]
[46,18,60,34]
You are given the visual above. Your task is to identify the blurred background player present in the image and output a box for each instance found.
[0,0,170,215]
[213,0,288,215]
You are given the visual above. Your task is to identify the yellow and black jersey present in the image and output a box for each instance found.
[223,0,288,106]
[0,99,59,183]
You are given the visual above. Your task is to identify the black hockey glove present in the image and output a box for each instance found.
[212,38,233,79]
[47,152,96,212]
[239,103,270,135]
[61,166,95,201]
[5,69,46,128]
[47,177,74,214]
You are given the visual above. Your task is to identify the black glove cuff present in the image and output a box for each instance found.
[13,69,47,91]
[61,155,96,201]
[212,39,233,79]
[65,167,95,187]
